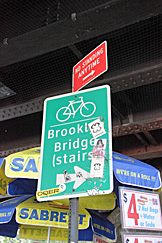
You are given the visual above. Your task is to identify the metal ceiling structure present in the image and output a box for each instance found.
[0,0,162,171]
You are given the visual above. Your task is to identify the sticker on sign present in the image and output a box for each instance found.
[72,41,108,92]
[37,85,113,201]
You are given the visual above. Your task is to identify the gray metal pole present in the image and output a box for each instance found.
[68,197,79,243]
[47,226,51,243]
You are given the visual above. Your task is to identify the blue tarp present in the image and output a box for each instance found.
[0,215,18,238]
[8,178,37,195]
[113,152,161,189]
[3,151,161,196]
[79,219,93,241]
[88,209,116,241]
[0,195,33,223]
[0,158,4,168]
[0,196,110,240]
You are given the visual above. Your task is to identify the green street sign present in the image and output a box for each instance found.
[37,85,113,201]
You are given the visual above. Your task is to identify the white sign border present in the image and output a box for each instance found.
[72,40,108,92]
[121,232,162,243]
[37,85,113,201]
[119,186,162,231]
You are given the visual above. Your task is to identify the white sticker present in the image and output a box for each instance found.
[90,157,105,178]
[90,139,107,178]
[87,189,99,195]
[88,118,106,138]
[59,184,66,192]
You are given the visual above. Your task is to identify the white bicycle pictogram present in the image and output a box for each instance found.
[56,97,96,122]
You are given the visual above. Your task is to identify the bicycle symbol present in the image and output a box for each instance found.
[56,97,96,122]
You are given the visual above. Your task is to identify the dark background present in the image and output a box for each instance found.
[0,0,162,172]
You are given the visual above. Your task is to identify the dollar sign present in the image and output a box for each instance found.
[123,193,127,203]
[126,239,129,243]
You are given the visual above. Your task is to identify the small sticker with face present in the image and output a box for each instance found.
[88,118,106,138]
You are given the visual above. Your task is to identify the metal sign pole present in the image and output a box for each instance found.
[68,197,79,243]
[67,83,79,243]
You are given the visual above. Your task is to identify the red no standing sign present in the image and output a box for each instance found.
[72,41,108,92]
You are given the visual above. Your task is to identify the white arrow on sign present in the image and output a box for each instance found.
[83,70,95,81]
[56,166,90,189]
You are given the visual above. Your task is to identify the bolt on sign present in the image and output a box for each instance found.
[37,85,113,201]
[72,41,108,92]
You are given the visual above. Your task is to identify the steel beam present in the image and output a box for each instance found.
[113,115,162,137]
[143,131,158,146]
[1,116,162,157]
[1,60,162,122]
[1,107,162,157]
[134,134,149,146]
[69,45,83,59]
[0,0,161,67]
[87,60,162,93]
[0,137,40,157]
[121,143,162,160]
[0,99,44,121]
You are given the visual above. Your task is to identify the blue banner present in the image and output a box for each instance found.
[87,209,116,241]
[0,158,4,168]
[79,219,93,241]
[8,179,37,195]
[0,216,18,238]
[0,195,33,223]
[113,152,161,189]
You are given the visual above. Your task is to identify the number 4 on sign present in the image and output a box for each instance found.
[128,194,139,225]
[126,238,138,243]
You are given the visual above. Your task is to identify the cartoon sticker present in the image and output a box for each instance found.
[88,118,106,139]
[90,139,107,178]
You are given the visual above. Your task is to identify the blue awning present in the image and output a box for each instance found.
[0,216,18,238]
[8,178,37,196]
[2,151,161,197]
[87,209,116,241]
[113,152,161,189]
[0,195,33,224]
[0,195,116,240]
[0,158,4,168]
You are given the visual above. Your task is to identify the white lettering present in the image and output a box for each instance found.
[69,127,75,135]
[56,156,62,165]
[81,139,88,150]
[63,154,68,164]
[69,154,75,163]
[48,130,54,139]
[77,124,83,133]
[73,138,79,149]
[55,142,61,152]
[90,138,94,146]
[63,142,67,150]
[61,129,67,136]
[56,130,60,137]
